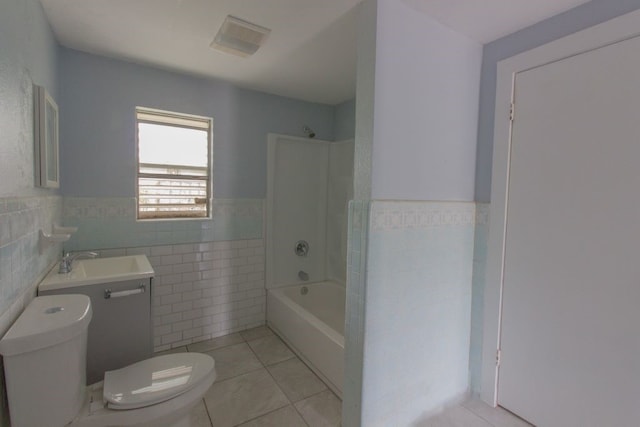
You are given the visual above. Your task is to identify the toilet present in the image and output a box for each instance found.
[0,294,216,427]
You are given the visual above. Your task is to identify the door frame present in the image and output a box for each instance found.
[480,8,640,406]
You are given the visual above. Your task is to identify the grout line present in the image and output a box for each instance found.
[290,388,342,426]
[201,398,215,427]
[231,337,296,427]
[262,359,291,403]
[244,335,268,368]
[458,405,495,426]
[296,387,335,403]
[291,393,315,427]
[461,400,496,425]
[200,326,332,426]
[193,340,265,385]
[215,365,265,385]
[260,355,311,427]
[244,331,313,427]
[494,406,533,426]
[186,335,244,353]
[263,354,297,367]
[233,403,304,427]
[461,400,532,427]
[244,328,296,368]
[292,406,310,426]
[239,325,274,343]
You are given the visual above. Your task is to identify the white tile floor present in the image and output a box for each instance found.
[158,326,531,427]
[415,400,532,427]
[157,326,340,427]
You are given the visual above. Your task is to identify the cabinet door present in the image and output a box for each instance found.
[43,279,152,384]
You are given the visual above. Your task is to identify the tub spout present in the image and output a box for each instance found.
[298,270,309,281]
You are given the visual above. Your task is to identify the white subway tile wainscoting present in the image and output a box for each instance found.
[150,239,265,351]
[61,197,267,350]
[78,239,266,351]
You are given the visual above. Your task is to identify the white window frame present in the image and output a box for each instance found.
[135,107,213,220]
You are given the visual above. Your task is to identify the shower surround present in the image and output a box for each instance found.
[266,133,354,396]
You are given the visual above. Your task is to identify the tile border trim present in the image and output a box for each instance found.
[370,200,479,231]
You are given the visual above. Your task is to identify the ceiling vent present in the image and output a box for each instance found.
[210,15,271,58]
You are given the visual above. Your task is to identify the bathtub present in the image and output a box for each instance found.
[267,281,345,397]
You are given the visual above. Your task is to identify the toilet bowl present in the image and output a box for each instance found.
[0,294,216,427]
[70,352,216,427]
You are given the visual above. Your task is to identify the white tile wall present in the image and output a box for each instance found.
[93,239,266,352]
[344,200,370,427]
[470,203,490,394]
[0,195,62,427]
[0,196,62,320]
[348,200,478,427]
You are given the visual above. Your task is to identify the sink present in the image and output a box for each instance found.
[39,255,154,291]
[80,256,147,277]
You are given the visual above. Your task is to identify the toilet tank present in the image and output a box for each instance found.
[0,294,92,427]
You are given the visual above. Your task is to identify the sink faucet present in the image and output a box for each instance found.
[58,251,99,274]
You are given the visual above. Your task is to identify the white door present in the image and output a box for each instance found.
[498,35,640,426]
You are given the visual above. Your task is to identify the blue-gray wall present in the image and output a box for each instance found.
[475,0,640,202]
[0,1,63,426]
[59,48,337,199]
[334,99,356,141]
[371,0,482,202]
[0,0,59,197]
[0,0,61,321]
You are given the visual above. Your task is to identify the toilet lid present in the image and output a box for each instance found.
[103,353,215,410]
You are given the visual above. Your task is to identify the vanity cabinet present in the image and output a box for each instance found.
[39,277,153,384]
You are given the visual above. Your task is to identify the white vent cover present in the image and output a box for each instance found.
[210,15,271,57]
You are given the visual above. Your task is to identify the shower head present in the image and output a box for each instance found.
[303,125,316,139]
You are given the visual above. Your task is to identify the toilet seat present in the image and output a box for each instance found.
[69,357,216,427]
[103,353,215,410]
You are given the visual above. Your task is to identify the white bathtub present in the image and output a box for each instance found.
[267,281,345,397]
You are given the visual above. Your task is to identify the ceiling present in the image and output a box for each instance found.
[404,0,592,44]
[40,0,592,105]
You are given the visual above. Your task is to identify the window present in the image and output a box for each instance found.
[136,107,212,219]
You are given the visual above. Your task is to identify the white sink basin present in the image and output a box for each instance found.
[39,255,154,291]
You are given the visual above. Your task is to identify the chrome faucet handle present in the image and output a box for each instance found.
[58,258,71,274]
[59,251,98,274]
[295,240,309,257]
